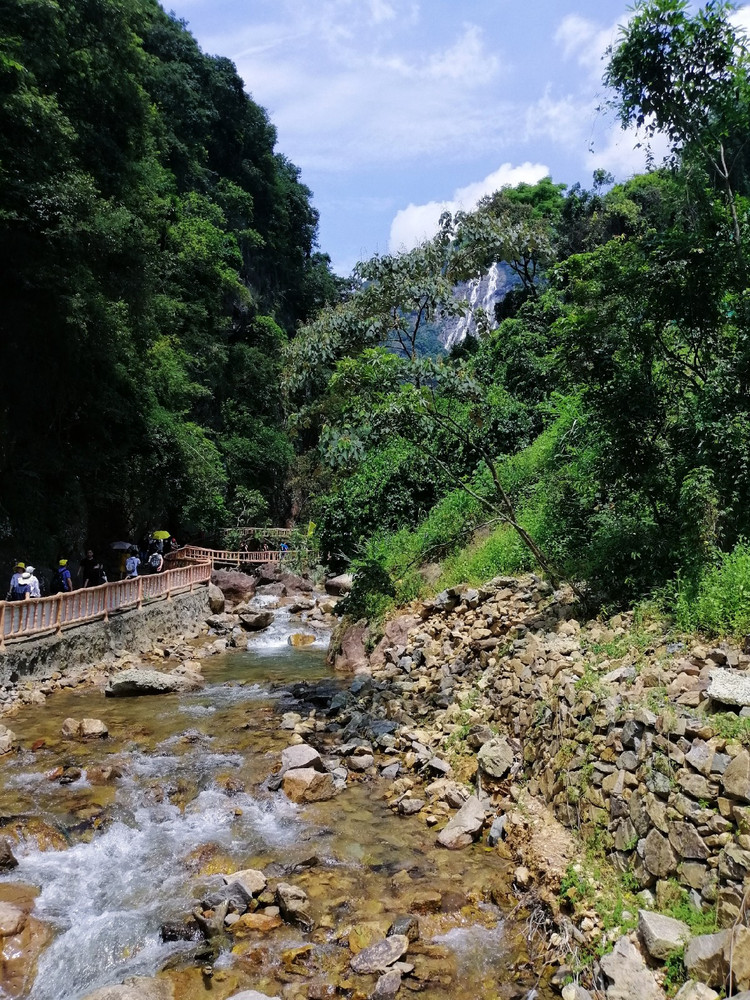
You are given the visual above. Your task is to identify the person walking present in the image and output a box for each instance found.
[25,566,40,598]
[79,550,96,588]
[52,559,73,594]
[147,549,163,574]
[125,548,140,579]
[8,563,29,601]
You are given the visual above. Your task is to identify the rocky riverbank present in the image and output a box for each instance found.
[286,575,750,1000]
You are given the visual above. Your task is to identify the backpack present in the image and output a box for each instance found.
[125,556,138,575]
[11,582,29,600]
[148,552,161,569]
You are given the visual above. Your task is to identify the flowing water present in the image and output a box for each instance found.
[0,601,536,1000]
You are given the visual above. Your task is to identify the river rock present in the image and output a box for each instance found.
[238,610,274,631]
[281,743,324,772]
[436,795,485,849]
[231,912,282,935]
[599,935,662,1000]
[707,668,750,707]
[226,992,281,1000]
[721,749,750,801]
[350,934,409,974]
[224,868,267,896]
[0,902,26,937]
[207,582,225,614]
[283,767,335,802]
[105,668,202,697]
[276,882,313,931]
[477,737,515,779]
[388,915,419,941]
[0,724,16,754]
[684,930,731,987]
[81,978,175,1000]
[0,907,51,999]
[372,970,402,998]
[80,718,109,739]
[0,839,18,871]
[288,633,316,647]
[638,909,691,959]
[673,984,719,1000]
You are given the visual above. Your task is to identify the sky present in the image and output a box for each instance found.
[167,0,750,275]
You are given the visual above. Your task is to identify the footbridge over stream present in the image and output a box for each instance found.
[0,539,300,647]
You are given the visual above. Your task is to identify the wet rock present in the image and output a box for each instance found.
[476,737,515,779]
[372,969,401,998]
[349,753,374,772]
[0,724,17,754]
[0,839,18,872]
[86,765,122,785]
[721,749,750,802]
[638,909,691,959]
[562,987,593,1000]
[599,935,662,1000]
[238,610,274,631]
[0,902,26,937]
[707,668,750,707]
[436,795,486,849]
[80,978,175,1000]
[230,912,282,935]
[487,814,507,846]
[207,583,225,614]
[684,930,731,988]
[224,868,267,897]
[398,798,424,816]
[350,934,409,974]
[388,915,419,941]
[203,880,253,913]
[282,767,336,803]
[80,718,109,739]
[105,668,202,697]
[276,882,313,931]
[281,743,324,772]
[288,633,316,647]
[226,992,281,1000]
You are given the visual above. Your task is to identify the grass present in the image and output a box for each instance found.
[674,541,750,637]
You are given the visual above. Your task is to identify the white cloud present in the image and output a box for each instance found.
[731,5,750,38]
[555,12,625,78]
[389,162,550,252]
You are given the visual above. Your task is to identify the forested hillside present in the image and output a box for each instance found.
[285,0,750,631]
[0,0,339,562]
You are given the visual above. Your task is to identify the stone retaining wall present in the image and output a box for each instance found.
[0,589,210,686]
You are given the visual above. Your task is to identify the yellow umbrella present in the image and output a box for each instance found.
[152,530,171,540]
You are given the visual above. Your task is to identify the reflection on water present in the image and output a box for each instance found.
[0,641,525,1000]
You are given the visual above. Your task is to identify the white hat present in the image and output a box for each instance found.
[26,566,35,574]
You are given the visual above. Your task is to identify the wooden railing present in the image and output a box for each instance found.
[0,560,212,648]
[169,545,295,567]
[222,526,293,540]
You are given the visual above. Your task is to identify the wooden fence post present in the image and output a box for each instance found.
[0,603,5,650]
[137,577,143,609]
[55,595,63,634]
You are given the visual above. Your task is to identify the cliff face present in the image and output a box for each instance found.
[438,263,516,349]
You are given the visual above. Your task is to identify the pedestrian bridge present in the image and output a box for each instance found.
[169,544,297,568]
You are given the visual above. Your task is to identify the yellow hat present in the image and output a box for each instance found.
[15,562,25,570]
[58,559,68,566]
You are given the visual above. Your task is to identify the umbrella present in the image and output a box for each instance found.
[152,530,171,540]
[110,541,132,551]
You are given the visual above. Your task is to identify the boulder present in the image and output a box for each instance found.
[230,912,282,935]
[0,902,26,937]
[276,882,313,931]
[224,868,267,896]
[599,936,663,1000]
[105,668,202,697]
[325,573,353,596]
[707,668,750,707]
[477,737,515,779]
[81,978,174,1000]
[668,822,709,860]
[0,725,15,755]
[207,582,225,614]
[673,984,719,1000]
[638,909,691,960]
[282,768,336,803]
[281,743,324,772]
[61,718,80,738]
[350,934,409,974]
[80,718,109,739]
[722,750,750,802]
[684,930,731,988]
[288,633,316,647]
[436,795,486,849]
[238,610,274,631]
[333,620,368,672]
[372,970,402,998]
[728,927,750,991]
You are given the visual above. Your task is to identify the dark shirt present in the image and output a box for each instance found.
[81,557,96,585]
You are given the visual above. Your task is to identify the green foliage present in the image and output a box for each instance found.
[0,0,336,559]
[663,949,687,996]
[337,556,396,624]
[674,540,750,636]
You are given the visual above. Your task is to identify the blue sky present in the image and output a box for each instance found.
[168,0,750,275]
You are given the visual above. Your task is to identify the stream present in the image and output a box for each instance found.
[0,596,536,1000]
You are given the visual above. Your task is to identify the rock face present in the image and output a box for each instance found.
[436,795,485,849]
[283,768,336,803]
[105,668,202,697]
[477,737,515,779]
[350,934,409,974]
[707,667,750,707]
[600,936,663,1000]
[638,909,691,960]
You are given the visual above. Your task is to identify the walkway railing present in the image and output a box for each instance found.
[0,560,212,648]
[169,545,296,567]
[222,526,293,540]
